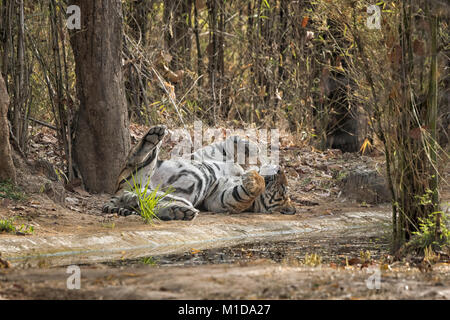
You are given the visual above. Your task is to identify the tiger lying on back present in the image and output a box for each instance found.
[102,125,296,220]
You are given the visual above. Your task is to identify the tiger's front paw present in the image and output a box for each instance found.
[102,203,138,217]
[242,170,265,197]
[158,205,199,221]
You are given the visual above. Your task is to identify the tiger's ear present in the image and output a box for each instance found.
[276,167,288,185]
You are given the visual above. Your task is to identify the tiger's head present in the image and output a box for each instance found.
[254,166,296,215]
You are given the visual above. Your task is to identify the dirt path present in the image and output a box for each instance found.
[0,207,449,300]
[1,245,449,300]
[0,208,390,267]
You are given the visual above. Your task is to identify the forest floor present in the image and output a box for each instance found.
[0,125,449,299]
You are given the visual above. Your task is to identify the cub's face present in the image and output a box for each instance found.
[259,167,296,215]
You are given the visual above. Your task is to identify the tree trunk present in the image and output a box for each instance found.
[69,0,130,194]
[0,74,16,183]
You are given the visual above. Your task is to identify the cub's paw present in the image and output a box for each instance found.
[242,170,265,197]
[144,125,167,145]
[158,205,199,221]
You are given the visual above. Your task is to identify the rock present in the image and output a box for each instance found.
[340,168,391,204]
[65,197,79,205]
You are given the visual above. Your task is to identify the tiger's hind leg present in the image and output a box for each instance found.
[115,125,167,191]
[126,125,167,168]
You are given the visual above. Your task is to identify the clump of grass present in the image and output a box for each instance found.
[423,245,440,264]
[0,217,34,235]
[410,211,450,251]
[127,174,174,224]
[0,180,26,201]
[302,253,322,267]
[332,170,348,182]
[0,218,16,233]
[300,177,312,187]
[141,256,158,266]
[360,250,371,264]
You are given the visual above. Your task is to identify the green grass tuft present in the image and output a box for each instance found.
[0,217,34,235]
[127,174,174,224]
[410,211,450,251]
[0,218,16,233]
[140,256,158,266]
[0,180,26,201]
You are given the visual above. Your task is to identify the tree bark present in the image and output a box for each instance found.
[69,0,130,193]
[0,74,16,183]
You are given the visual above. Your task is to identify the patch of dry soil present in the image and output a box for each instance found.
[1,261,449,300]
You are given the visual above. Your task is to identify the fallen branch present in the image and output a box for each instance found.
[28,117,58,130]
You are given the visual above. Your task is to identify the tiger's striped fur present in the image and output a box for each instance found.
[102,125,296,220]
